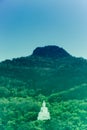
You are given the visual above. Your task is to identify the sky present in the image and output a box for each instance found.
[0,0,87,61]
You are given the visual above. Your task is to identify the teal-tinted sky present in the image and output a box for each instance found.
[0,0,87,61]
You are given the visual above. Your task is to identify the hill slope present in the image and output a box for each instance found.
[1,45,87,129]
[0,45,87,95]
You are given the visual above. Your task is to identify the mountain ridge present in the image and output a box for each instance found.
[32,45,71,58]
[0,45,87,95]
[0,45,87,129]
[1,45,86,66]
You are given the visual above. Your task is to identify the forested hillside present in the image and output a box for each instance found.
[0,46,87,129]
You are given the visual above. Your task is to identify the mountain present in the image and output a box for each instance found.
[1,45,87,129]
[32,45,71,58]
[0,45,87,95]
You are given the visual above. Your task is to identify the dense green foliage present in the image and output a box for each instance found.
[0,56,87,94]
[0,46,87,129]
[0,86,87,130]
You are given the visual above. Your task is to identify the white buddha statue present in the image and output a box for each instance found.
[37,101,50,120]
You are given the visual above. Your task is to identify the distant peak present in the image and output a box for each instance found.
[32,45,71,58]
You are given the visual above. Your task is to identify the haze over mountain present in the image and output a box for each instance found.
[0,0,87,61]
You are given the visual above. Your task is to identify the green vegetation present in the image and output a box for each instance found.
[0,46,87,129]
[0,87,87,130]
